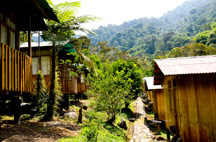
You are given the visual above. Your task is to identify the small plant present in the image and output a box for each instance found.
[32,71,48,114]
[83,121,100,142]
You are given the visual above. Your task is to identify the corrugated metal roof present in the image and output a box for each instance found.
[155,55,216,75]
[20,42,53,48]
[144,77,162,90]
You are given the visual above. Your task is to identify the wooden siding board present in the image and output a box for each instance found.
[17,51,20,91]
[1,43,5,90]
[11,48,14,90]
[5,45,8,90]
[156,89,165,121]
[15,50,17,91]
[9,47,11,90]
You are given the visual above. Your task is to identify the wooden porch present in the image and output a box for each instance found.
[0,43,32,94]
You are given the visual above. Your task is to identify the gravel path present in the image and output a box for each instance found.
[130,97,153,142]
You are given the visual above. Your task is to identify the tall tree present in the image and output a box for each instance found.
[42,1,97,120]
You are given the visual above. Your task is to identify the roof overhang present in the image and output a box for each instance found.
[144,77,163,90]
[153,55,216,85]
[0,0,59,31]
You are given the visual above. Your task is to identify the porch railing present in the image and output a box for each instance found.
[0,43,32,93]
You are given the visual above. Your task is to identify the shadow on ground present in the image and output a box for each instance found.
[0,120,80,142]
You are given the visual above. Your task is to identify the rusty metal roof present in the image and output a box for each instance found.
[154,55,216,75]
[144,77,162,90]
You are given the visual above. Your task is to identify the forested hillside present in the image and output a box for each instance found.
[88,0,216,56]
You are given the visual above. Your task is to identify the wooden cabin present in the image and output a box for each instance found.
[144,77,164,121]
[0,0,58,122]
[0,0,58,96]
[154,55,216,142]
[143,77,153,102]
[20,42,88,95]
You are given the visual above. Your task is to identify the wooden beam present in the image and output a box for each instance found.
[33,0,50,20]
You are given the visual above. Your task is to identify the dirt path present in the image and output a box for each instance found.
[130,97,153,142]
[0,120,80,142]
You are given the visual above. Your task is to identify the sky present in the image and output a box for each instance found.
[52,0,188,30]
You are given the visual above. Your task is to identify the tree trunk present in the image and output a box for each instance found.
[45,44,56,121]
[107,115,115,124]
[125,101,130,109]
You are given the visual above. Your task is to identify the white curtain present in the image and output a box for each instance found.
[41,56,50,75]
[1,24,7,45]
[32,57,39,75]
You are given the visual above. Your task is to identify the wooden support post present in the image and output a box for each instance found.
[13,97,21,124]
[15,31,20,51]
[28,16,32,57]
[63,94,69,110]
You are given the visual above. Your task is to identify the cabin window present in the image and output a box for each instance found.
[168,79,177,111]
[1,24,8,45]
[1,15,16,48]
[32,57,39,75]
[41,56,50,75]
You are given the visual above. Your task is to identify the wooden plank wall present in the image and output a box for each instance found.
[163,76,176,131]
[60,76,78,94]
[156,89,165,121]
[163,74,216,141]
[31,57,84,95]
[59,63,78,94]
[152,90,157,114]
[152,89,165,121]
[0,43,32,93]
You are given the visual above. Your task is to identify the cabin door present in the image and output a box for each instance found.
[173,79,179,135]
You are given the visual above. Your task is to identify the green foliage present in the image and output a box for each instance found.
[87,0,215,56]
[87,63,126,121]
[82,121,100,142]
[87,58,142,121]
[169,43,216,57]
[32,71,48,114]
[54,70,63,111]
[42,0,98,120]
[111,59,142,101]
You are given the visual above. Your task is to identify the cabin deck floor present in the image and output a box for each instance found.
[130,97,153,142]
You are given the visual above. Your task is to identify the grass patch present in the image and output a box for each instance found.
[58,121,126,142]
[148,111,154,118]
[58,100,139,142]
[155,129,167,139]
[58,136,87,142]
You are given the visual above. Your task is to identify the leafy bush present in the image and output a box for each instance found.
[82,121,100,142]
[32,71,48,114]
